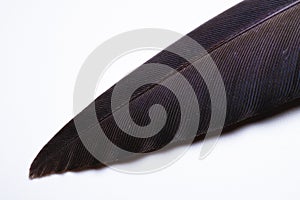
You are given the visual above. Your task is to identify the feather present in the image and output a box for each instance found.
[30,0,300,179]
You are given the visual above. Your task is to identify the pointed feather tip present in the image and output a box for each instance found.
[29,152,106,179]
[29,148,66,179]
[29,155,72,179]
[29,171,36,180]
[29,156,44,179]
[29,159,69,179]
[29,161,68,179]
[29,158,54,179]
[29,169,40,180]
[29,169,46,180]
[29,168,59,180]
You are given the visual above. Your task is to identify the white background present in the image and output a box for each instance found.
[1,0,300,199]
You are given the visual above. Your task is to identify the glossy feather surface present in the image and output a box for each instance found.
[30,0,300,178]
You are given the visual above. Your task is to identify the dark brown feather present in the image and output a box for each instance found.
[30,0,300,179]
